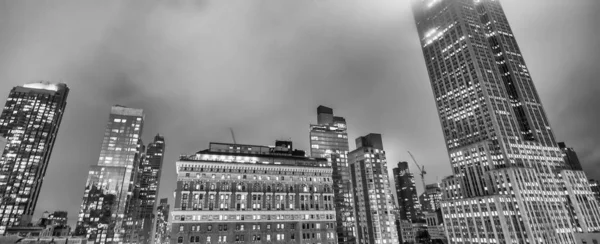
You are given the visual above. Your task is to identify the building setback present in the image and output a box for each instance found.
[171,140,337,244]
[138,134,166,244]
[411,0,600,243]
[309,106,356,244]
[418,183,441,213]
[348,134,398,244]
[0,82,69,234]
[154,198,170,244]
[392,161,422,223]
[75,105,145,244]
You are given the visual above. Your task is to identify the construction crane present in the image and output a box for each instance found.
[230,128,237,144]
[408,151,427,191]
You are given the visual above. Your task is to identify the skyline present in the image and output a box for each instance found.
[0,0,599,229]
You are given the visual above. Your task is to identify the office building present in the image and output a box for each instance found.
[138,134,166,244]
[75,105,145,244]
[47,211,68,226]
[0,82,69,234]
[559,142,583,171]
[348,134,398,244]
[412,0,600,242]
[392,162,421,223]
[171,140,337,244]
[418,183,441,213]
[310,105,356,244]
[154,198,170,244]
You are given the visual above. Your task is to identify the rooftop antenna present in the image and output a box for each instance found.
[229,128,237,144]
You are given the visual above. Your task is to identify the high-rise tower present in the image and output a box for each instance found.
[392,161,421,223]
[138,134,166,244]
[310,105,356,244]
[412,0,600,243]
[348,133,398,244]
[75,105,145,244]
[0,81,69,234]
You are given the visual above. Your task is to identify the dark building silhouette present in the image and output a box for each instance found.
[393,161,421,223]
[0,82,69,234]
[412,0,600,242]
[310,106,356,244]
[349,133,398,244]
[558,142,583,170]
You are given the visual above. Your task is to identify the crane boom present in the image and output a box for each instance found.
[230,128,237,144]
[408,151,427,191]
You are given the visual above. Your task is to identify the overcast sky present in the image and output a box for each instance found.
[0,0,599,227]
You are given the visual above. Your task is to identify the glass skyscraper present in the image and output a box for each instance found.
[348,133,398,244]
[0,81,69,234]
[392,161,421,223]
[412,0,600,243]
[310,105,356,244]
[139,134,166,244]
[76,105,145,244]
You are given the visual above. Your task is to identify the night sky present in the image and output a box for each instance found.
[0,0,599,227]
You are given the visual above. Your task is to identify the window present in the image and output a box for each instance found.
[207,225,212,231]
[179,226,184,232]
[178,237,183,243]
[207,236,211,242]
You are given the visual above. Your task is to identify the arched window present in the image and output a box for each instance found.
[210,183,216,190]
[276,184,283,192]
[303,185,308,192]
[195,236,200,242]
[195,183,200,190]
[190,236,194,242]
[254,183,261,192]
[289,186,294,192]
[183,183,189,190]
[178,237,183,243]
[267,185,272,192]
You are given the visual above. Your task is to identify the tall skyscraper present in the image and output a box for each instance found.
[138,134,166,244]
[348,133,399,244]
[558,142,583,171]
[412,0,600,243]
[75,105,145,244]
[392,161,421,223]
[0,81,69,234]
[172,140,337,244]
[310,105,356,244]
[154,198,170,244]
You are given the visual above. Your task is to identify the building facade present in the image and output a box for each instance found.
[309,105,356,244]
[75,105,145,244]
[348,134,398,244]
[0,82,69,234]
[411,0,600,243]
[419,183,441,213]
[138,134,166,244]
[154,198,170,244]
[171,140,337,244]
[559,142,583,171]
[393,161,421,223]
[48,211,69,226]
[590,179,600,203]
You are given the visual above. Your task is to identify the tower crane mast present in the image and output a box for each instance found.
[408,151,427,192]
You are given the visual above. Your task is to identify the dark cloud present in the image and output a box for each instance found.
[0,0,598,227]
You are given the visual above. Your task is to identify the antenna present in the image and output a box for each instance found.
[229,128,237,144]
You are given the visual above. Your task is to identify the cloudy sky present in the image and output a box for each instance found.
[0,0,599,227]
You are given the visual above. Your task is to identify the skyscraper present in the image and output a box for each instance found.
[558,142,583,171]
[75,105,145,244]
[392,161,421,223]
[138,134,166,244]
[348,133,398,244]
[412,0,600,243]
[310,105,356,244]
[154,198,170,244]
[172,140,337,244]
[0,81,69,234]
